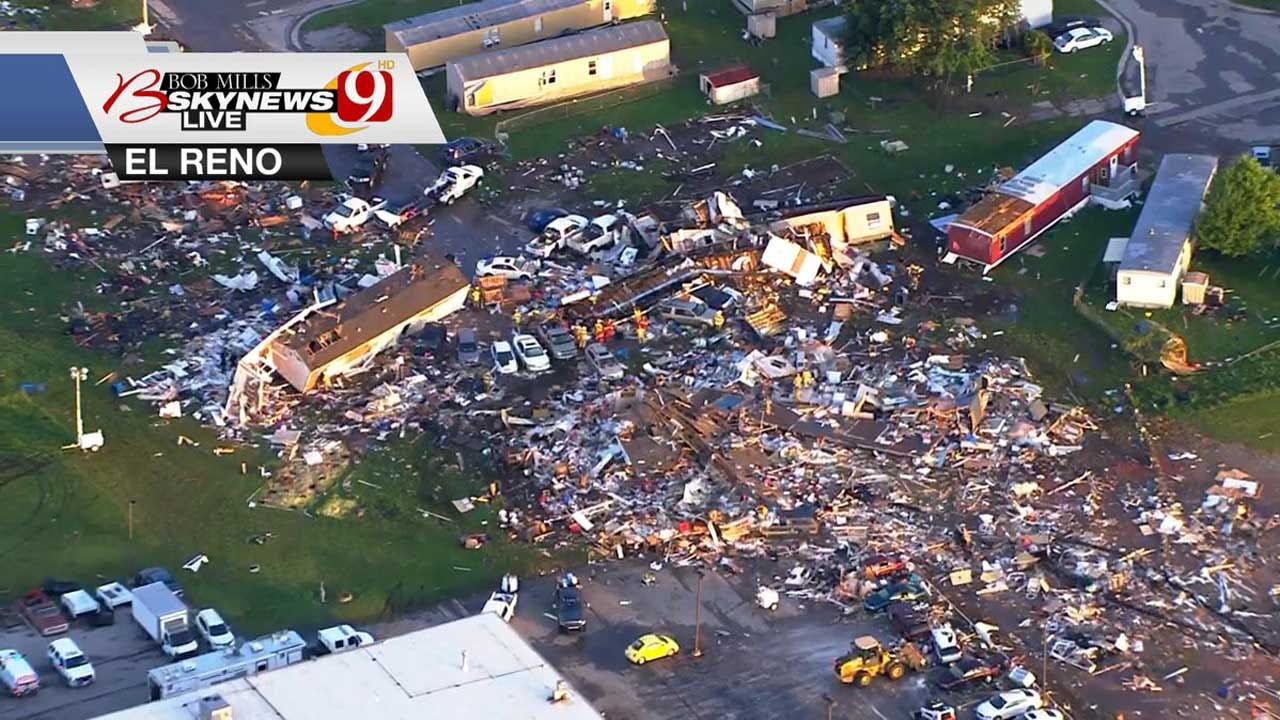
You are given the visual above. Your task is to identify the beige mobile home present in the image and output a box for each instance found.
[386,0,656,72]
[446,20,672,116]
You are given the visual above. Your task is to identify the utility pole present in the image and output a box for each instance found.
[128,499,136,540]
[69,366,87,444]
[692,570,705,659]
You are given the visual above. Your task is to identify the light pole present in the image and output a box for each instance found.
[823,694,836,720]
[128,499,136,540]
[133,0,152,34]
[69,366,87,445]
[692,570,705,659]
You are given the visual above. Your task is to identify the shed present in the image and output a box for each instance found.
[1117,153,1218,309]
[386,0,655,71]
[810,66,840,98]
[446,20,672,116]
[947,120,1139,271]
[700,64,761,105]
[1181,271,1210,305]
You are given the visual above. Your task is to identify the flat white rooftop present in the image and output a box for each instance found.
[96,613,605,720]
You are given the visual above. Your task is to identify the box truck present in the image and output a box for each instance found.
[131,583,198,658]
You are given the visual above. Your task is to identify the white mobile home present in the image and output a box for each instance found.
[1116,154,1218,309]
[446,20,672,116]
[811,16,846,68]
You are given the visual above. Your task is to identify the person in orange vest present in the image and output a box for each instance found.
[604,318,616,341]
[636,314,649,343]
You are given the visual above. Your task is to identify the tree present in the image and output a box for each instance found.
[1194,156,1280,257]
[1022,29,1054,66]
[843,0,1022,90]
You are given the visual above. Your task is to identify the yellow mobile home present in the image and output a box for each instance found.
[446,20,672,116]
[386,0,656,72]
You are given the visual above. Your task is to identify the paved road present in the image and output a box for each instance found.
[1108,0,1280,151]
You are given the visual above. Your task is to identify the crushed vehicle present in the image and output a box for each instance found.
[658,297,719,328]
[567,213,627,255]
[536,323,578,361]
[456,328,481,365]
[929,623,962,664]
[585,343,625,381]
[322,195,387,234]
[426,164,484,204]
[888,602,930,642]
[932,656,1005,691]
[864,575,929,612]
[491,340,519,375]
[524,206,569,233]
[528,214,588,258]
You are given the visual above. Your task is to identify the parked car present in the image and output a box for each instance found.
[524,206,569,233]
[47,638,94,688]
[1018,707,1070,717]
[195,608,236,649]
[491,340,518,375]
[528,214,588,258]
[1053,26,1112,53]
[658,297,719,327]
[59,590,100,618]
[888,602,930,641]
[346,149,387,190]
[1044,15,1100,38]
[974,689,1043,720]
[554,584,586,632]
[131,567,183,596]
[930,623,962,664]
[624,634,679,665]
[585,343,625,381]
[440,137,497,166]
[317,625,374,654]
[421,323,448,356]
[94,582,133,609]
[21,591,68,636]
[536,323,577,361]
[475,255,536,282]
[863,575,929,612]
[457,328,481,365]
[511,333,550,372]
[426,164,484,204]
[933,656,1003,691]
[0,650,39,696]
[1019,710,1066,720]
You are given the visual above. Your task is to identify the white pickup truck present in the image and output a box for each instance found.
[426,165,484,205]
[481,575,519,622]
[322,196,387,234]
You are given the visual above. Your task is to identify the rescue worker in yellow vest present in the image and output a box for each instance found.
[713,310,725,330]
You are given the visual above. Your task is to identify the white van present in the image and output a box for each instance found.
[0,649,40,696]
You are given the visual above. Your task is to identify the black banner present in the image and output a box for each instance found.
[105,144,333,181]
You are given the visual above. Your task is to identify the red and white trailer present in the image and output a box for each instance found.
[946,120,1140,271]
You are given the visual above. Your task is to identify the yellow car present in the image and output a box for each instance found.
[625,634,680,665]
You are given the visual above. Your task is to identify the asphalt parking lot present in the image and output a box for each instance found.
[0,608,166,720]
[505,561,999,720]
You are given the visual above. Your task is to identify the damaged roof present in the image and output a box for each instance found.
[449,20,669,82]
[386,0,582,48]
[1120,154,1218,275]
[950,192,1036,237]
[275,255,469,369]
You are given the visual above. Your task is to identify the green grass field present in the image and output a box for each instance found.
[0,212,539,634]
[7,0,142,30]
